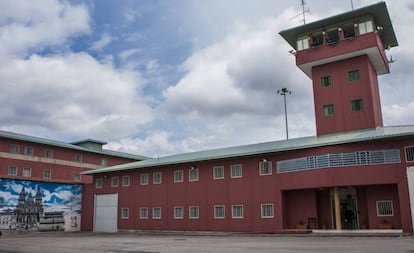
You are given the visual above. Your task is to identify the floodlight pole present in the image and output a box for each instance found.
[277,88,292,139]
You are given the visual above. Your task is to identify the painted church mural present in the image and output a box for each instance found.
[0,178,82,232]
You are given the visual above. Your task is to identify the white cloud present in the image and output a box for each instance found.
[89,33,114,51]
[0,0,90,57]
[118,48,141,61]
[0,52,153,140]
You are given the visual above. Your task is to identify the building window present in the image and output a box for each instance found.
[358,20,374,35]
[326,27,339,44]
[10,144,19,154]
[122,175,130,187]
[213,166,224,179]
[351,99,364,111]
[95,178,103,188]
[323,104,335,116]
[153,207,162,219]
[75,154,82,163]
[214,205,225,219]
[261,204,274,218]
[189,168,199,182]
[376,200,394,216]
[320,75,332,87]
[343,23,355,38]
[45,149,53,158]
[231,164,242,178]
[348,69,360,81]
[310,32,323,47]
[189,206,199,219]
[174,170,183,183]
[140,207,148,219]
[74,174,81,181]
[296,36,309,51]
[231,205,243,219]
[8,166,17,176]
[24,146,33,156]
[406,146,414,162]
[259,160,272,176]
[140,173,149,185]
[121,208,129,219]
[153,172,162,184]
[174,207,184,219]
[43,169,51,179]
[101,159,108,167]
[22,168,32,177]
[111,176,119,187]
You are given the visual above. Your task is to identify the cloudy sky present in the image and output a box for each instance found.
[0,0,413,157]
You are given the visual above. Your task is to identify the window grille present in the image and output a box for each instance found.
[406,146,414,162]
[376,200,394,216]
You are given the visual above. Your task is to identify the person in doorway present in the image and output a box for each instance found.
[344,207,355,229]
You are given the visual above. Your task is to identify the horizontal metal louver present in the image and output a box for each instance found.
[276,149,400,173]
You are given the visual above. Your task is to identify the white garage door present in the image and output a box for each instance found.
[94,193,118,232]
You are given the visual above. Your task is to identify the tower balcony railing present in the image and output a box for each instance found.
[276,149,400,173]
[295,32,389,78]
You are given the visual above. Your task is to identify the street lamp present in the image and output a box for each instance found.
[277,88,292,139]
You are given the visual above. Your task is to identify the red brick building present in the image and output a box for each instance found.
[0,130,148,184]
[82,2,414,233]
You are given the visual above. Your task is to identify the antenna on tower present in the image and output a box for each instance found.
[301,0,306,24]
[290,0,309,24]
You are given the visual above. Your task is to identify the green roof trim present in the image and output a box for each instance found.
[82,125,414,175]
[279,1,398,50]
[0,130,150,161]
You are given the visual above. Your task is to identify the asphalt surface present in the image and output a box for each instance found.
[1,232,413,253]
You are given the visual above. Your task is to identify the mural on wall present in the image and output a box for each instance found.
[0,178,82,232]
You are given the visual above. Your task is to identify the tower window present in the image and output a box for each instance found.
[351,99,364,111]
[348,70,360,81]
[310,32,323,47]
[326,27,339,44]
[296,36,309,51]
[358,20,374,35]
[343,23,355,38]
[320,76,332,87]
[323,104,335,116]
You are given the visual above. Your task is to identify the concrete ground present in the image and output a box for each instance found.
[1,232,413,253]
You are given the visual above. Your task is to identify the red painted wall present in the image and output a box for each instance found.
[84,137,414,233]
[312,55,383,135]
[0,137,140,184]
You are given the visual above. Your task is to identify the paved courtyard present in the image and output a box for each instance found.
[1,232,413,253]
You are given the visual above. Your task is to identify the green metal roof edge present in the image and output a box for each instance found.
[279,1,398,50]
[0,130,151,161]
[82,125,414,175]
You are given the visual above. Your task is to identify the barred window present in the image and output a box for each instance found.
[122,175,130,187]
[261,204,274,218]
[376,200,394,216]
[111,176,119,187]
[323,104,335,116]
[348,69,360,81]
[139,207,148,219]
[259,160,272,175]
[231,205,243,219]
[95,178,103,189]
[140,173,149,185]
[406,146,414,162]
[121,208,129,219]
[153,207,162,219]
[320,76,332,87]
[214,205,225,219]
[174,170,183,183]
[189,206,199,219]
[351,99,364,111]
[174,207,184,219]
[231,164,242,178]
[213,166,224,179]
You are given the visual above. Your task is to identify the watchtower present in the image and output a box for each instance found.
[280,2,398,135]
